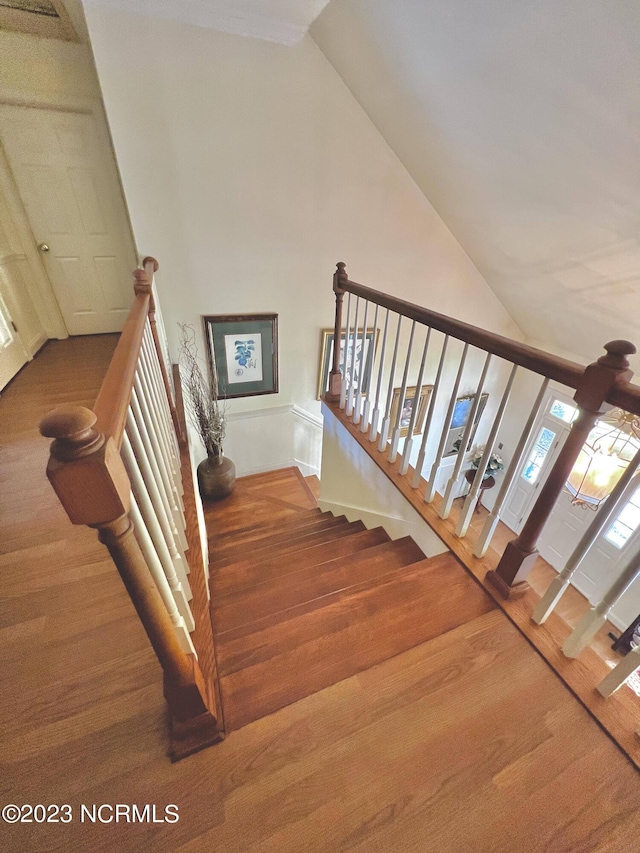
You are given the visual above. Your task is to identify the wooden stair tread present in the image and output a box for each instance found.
[218,552,496,730]
[211,527,389,598]
[213,537,426,634]
[209,507,326,547]
[209,513,345,560]
[210,519,367,571]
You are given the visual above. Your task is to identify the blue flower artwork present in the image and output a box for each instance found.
[224,333,263,385]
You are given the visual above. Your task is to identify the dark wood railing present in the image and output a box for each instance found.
[326,260,640,622]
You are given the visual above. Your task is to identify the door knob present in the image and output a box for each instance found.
[39,243,49,252]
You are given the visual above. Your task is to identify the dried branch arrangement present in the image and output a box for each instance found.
[178,323,226,456]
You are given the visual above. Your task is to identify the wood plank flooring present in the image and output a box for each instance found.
[1,336,639,853]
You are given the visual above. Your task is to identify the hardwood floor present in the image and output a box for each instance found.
[2,336,640,853]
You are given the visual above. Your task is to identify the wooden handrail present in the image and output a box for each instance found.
[93,270,152,446]
[340,276,587,389]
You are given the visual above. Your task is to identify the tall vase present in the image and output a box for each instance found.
[197,452,236,501]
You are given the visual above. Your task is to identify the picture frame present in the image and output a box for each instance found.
[443,392,489,456]
[317,327,380,400]
[203,313,278,399]
[389,385,433,438]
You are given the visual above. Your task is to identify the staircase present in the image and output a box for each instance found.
[208,470,495,733]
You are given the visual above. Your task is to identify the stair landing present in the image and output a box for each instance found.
[205,467,495,732]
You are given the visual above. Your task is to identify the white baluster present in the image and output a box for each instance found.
[123,432,195,631]
[361,303,379,433]
[400,327,432,476]
[133,376,189,553]
[456,364,518,537]
[340,293,352,409]
[412,335,449,489]
[378,315,403,452]
[346,297,360,417]
[474,378,549,557]
[140,330,185,509]
[389,321,416,464]
[440,352,492,519]
[597,646,640,698]
[353,300,369,424]
[563,547,640,659]
[127,398,192,591]
[128,491,196,655]
[425,342,469,503]
[534,448,640,624]
[140,333,180,480]
[369,308,390,442]
[143,324,181,465]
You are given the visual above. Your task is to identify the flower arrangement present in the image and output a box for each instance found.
[470,445,504,479]
[178,323,226,457]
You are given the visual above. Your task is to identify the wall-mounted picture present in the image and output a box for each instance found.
[443,392,489,456]
[317,327,380,400]
[203,313,278,399]
[390,385,433,438]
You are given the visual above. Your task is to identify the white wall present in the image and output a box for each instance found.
[319,404,448,556]
[83,3,524,474]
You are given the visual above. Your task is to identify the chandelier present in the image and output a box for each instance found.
[565,409,640,510]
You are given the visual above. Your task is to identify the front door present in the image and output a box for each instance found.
[0,105,136,335]
[501,394,574,533]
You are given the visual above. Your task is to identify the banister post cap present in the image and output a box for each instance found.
[40,405,104,461]
[333,261,348,294]
[598,340,637,370]
[142,256,159,272]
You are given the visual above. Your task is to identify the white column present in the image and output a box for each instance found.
[378,315,403,452]
[127,400,192,594]
[474,377,549,558]
[346,297,360,417]
[456,364,517,537]
[353,300,369,425]
[563,547,640,659]
[123,433,195,631]
[597,646,640,698]
[361,303,379,433]
[340,292,352,409]
[129,491,196,656]
[440,352,492,519]
[534,448,640,624]
[389,320,416,464]
[400,327,431,476]
[412,334,449,489]
[133,375,189,553]
[369,308,390,442]
[425,342,469,503]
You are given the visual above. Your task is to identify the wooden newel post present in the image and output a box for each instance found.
[326,261,347,402]
[487,340,636,599]
[39,406,219,729]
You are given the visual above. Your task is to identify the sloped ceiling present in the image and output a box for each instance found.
[312,1,640,365]
[86,0,331,44]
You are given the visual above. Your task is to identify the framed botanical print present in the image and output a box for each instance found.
[389,385,433,438]
[443,392,489,456]
[203,314,278,399]
[317,327,380,400]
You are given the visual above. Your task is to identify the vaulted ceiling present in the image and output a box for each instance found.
[85,1,640,367]
[311,1,640,366]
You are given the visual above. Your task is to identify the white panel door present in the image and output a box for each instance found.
[0,106,135,335]
[0,288,28,390]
